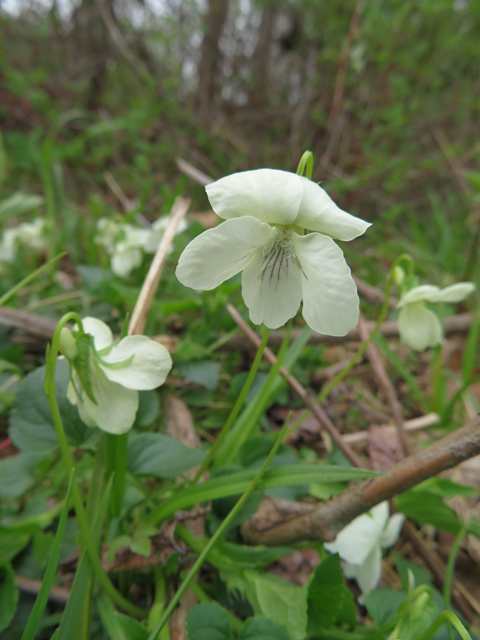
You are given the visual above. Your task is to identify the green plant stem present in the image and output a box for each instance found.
[296,150,314,179]
[444,524,467,611]
[146,415,291,640]
[106,432,128,519]
[415,611,472,640]
[190,325,271,484]
[44,313,146,618]
[283,254,409,439]
[0,251,66,307]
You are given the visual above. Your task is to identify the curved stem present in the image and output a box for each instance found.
[296,150,314,179]
[190,325,271,484]
[284,253,409,439]
[146,416,291,640]
[415,611,472,640]
[44,314,146,618]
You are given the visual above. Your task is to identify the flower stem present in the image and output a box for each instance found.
[415,611,472,640]
[444,524,467,611]
[283,254,410,439]
[0,251,66,308]
[44,313,147,618]
[296,150,314,179]
[146,415,291,640]
[190,325,271,484]
[105,432,128,519]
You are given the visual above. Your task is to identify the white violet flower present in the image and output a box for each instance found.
[175,169,371,336]
[62,317,172,434]
[397,282,476,351]
[0,218,48,263]
[324,501,405,598]
[95,216,187,279]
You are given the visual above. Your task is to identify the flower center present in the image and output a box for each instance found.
[261,227,297,287]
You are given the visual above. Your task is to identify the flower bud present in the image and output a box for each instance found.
[59,328,78,361]
[393,265,405,286]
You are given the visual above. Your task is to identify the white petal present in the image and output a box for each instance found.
[81,317,113,351]
[111,247,143,278]
[348,545,382,596]
[324,511,383,566]
[397,302,443,351]
[397,285,440,307]
[380,513,405,549]
[176,216,274,290]
[99,336,172,390]
[71,365,139,434]
[205,169,304,225]
[241,246,303,329]
[295,177,371,240]
[369,501,390,528]
[425,282,476,304]
[292,232,359,336]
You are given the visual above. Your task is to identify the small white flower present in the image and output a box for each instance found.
[65,317,172,434]
[0,218,47,263]
[176,169,370,336]
[143,215,188,254]
[397,282,476,351]
[324,502,405,598]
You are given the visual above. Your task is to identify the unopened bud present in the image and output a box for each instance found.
[59,328,78,361]
[393,265,405,286]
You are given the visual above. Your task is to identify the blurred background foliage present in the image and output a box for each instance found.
[0,0,479,314]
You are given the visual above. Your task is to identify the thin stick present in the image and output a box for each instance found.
[343,413,440,445]
[226,304,363,467]
[357,313,412,456]
[129,197,190,335]
[241,415,480,546]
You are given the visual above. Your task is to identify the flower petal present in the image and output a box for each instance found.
[397,285,441,307]
[425,282,476,304]
[69,367,138,434]
[295,177,371,240]
[369,501,390,528]
[346,545,382,596]
[324,511,383,566]
[292,232,359,336]
[176,216,274,291]
[100,336,172,390]
[380,513,405,549]
[111,247,143,278]
[241,245,303,329]
[81,317,113,351]
[205,169,304,225]
[397,302,443,351]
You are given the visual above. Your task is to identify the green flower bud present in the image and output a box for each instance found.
[393,265,405,286]
[59,328,78,361]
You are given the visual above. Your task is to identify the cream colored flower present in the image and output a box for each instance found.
[397,282,476,350]
[65,318,172,434]
[176,169,370,336]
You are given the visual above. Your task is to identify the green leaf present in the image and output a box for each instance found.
[127,432,206,479]
[239,617,293,640]
[134,390,160,428]
[21,471,74,640]
[396,491,463,534]
[246,572,307,640]
[186,603,232,640]
[307,554,355,633]
[0,192,44,220]
[394,553,432,589]
[149,464,378,524]
[130,534,151,557]
[412,478,478,499]
[9,360,97,455]
[0,452,42,498]
[364,589,407,628]
[114,613,149,640]
[0,529,31,562]
[179,361,221,391]
[0,560,19,632]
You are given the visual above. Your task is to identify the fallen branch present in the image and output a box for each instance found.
[241,415,480,546]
